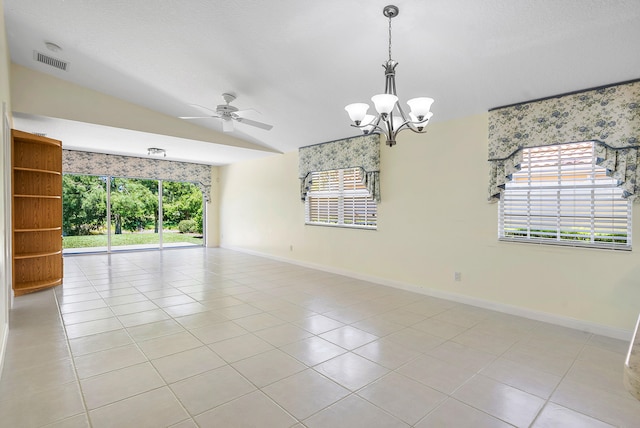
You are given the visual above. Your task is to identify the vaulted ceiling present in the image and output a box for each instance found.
[5,0,640,165]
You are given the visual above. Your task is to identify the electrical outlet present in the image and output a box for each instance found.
[454,272,462,282]
[290,245,293,252]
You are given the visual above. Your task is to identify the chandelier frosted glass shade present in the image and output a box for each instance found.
[344,5,435,147]
[344,103,370,125]
[371,94,399,115]
[406,97,435,121]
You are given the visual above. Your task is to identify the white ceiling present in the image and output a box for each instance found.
[4,0,640,165]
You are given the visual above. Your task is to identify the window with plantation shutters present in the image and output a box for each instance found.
[499,141,631,250]
[305,167,377,229]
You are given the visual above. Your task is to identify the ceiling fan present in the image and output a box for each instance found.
[179,93,273,132]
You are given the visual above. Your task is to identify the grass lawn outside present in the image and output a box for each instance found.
[63,231,203,249]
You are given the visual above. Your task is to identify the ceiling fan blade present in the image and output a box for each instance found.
[188,103,219,114]
[235,117,273,131]
[222,119,234,132]
[179,116,216,119]
[234,108,260,115]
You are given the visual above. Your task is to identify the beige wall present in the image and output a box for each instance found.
[219,113,640,337]
[0,0,12,373]
[206,166,220,247]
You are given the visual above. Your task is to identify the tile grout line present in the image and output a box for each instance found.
[52,281,95,428]
[63,263,181,424]
[527,333,618,428]
[394,316,538,427]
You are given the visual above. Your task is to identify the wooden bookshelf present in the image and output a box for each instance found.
[11,130,63,296]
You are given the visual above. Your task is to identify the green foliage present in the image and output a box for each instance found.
[162,181,203,230]
[111,178,158,233]
[62,175,107,236]
[194,209,204,233]
[63,175,203,236]
[178,219,197,233]
[506,228,627,243]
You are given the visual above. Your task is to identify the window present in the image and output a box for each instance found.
[305,167,377,229]
[499,141,631,250]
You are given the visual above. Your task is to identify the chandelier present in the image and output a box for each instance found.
[345,5,434,147]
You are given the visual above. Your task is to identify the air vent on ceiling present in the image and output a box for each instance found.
[33,51,68,71]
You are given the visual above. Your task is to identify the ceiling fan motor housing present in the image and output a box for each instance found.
[216,104,239,118]
[218,93,239,118]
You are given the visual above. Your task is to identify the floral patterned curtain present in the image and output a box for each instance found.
[488,80,640,201]
[63,150,213,202]
[299,134,381,201]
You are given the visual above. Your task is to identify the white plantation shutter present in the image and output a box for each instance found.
[305,168,377,229]
[499,141,631,249]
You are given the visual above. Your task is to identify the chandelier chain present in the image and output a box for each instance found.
[388,14,393,61]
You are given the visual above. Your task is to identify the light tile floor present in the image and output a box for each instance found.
[0,247,639,427]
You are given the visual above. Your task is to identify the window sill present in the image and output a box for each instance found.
[498,237,631,252]
[305,222,376,231]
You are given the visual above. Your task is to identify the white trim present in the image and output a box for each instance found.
[0,321,7,380]
[1,103,10,378]
[625,314,640,367]
[158,180,164,249]
[2,102,11,313]
[222,244,633,341]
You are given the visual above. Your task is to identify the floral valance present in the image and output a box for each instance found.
[299,134,381,201]
[488,80,640,201]
[63,150,213,202]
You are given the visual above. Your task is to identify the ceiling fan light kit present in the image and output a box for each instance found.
[147,147,166,157]
[345,4,434,147]
[179,93,273,132]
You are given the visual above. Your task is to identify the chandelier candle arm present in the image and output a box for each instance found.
[361,114,378,134]
[344,4,435,147]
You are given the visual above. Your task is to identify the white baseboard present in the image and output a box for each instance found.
[221,245,633,341]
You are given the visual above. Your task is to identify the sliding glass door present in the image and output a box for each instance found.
[62,174,108,253]
[63,175,203,253]
[110,177,160,251]
[161,180,204,248]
